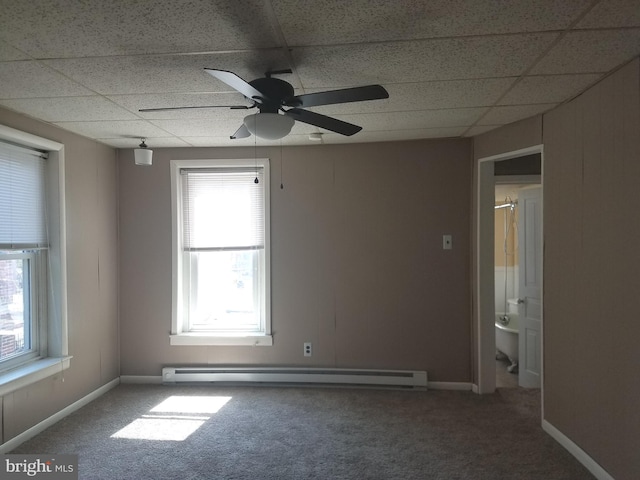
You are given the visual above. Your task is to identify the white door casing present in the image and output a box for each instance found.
[518,186,542,388]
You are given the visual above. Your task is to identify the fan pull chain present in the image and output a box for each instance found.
[280,139,284,189]
[254,118,259,184]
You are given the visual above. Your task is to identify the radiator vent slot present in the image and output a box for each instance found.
[162,367,427,388]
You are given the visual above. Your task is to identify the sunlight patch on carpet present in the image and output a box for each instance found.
[151,395,231,414]
[111,395,232,441]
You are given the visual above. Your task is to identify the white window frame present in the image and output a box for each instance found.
[0,125,71,397]
[170,159,272,346]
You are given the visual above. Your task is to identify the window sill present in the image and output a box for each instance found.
[0,356,72,397]
[170,333,273,346]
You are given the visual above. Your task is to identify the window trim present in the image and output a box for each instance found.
[0,124,71,395]
[170,159,272,346]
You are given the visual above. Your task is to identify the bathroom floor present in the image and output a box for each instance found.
[496,357,519,388]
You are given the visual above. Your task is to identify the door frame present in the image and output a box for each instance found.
[475,145,544,401]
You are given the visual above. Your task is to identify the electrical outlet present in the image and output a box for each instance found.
[303,342,312,357]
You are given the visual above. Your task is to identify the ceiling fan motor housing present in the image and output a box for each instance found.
[249,77,297,112]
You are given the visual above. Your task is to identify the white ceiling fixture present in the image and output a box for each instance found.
[243,113,294,140]
[134,138,153,166]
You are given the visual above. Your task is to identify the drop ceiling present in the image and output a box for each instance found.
[1,0,639,148]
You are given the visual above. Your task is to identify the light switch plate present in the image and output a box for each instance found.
[443,235,452,250]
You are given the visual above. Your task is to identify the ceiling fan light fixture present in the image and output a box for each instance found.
[244,112,294,140]
[134,138,153,166]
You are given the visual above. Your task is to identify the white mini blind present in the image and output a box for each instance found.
[0,141,48,249]
[181,167,265,251]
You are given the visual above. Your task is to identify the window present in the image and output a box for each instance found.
[170,159,271,346]
[0,124,69,395]
[0,141,48,369]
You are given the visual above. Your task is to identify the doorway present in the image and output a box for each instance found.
[476,145,543,395]
[494,181,541,388]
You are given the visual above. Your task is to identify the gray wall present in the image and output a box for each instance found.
[119,139,473,381]
[543,59,640,480]
[0,107,119,443]
[473,58,640,480]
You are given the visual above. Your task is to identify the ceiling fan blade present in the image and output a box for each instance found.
[139,105,251,112]
[287,85,389,108]
[204,68,265,101]
[285,108,362,136]
[230,124,251,140]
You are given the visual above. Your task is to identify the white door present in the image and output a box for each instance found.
[518,186,542,388]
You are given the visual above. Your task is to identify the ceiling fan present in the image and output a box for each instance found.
[139,68,389,140]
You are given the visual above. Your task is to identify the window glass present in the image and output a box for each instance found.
[0,256,29,359]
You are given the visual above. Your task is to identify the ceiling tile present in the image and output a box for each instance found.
[322,127,467,144]
[0,96,139,122]
[309,78,516,115]
[341,108,488,132]
[0,0,280,58]
[292,33,559,87]
[97,137,191,149]
[477,104,556,126]
[0,61,94,98]
[274,0,590,45]
[43,51,297,95]
[52,120,171,139]
[181,134,314,147]
[497,74,603,105]
[179,136,254,147]
[149,115,318,138]
[107,93,255,119]
[576,0,640,28]
[149,116,254,137]
[531,29,640,74]
[464,125,501,137]
[0,41,29,61]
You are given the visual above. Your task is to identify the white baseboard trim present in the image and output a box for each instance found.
[471,384,479,393]
[427,382,473,391]
[542,419,614,480]
[120,375,163,384]
[0,377,120,453]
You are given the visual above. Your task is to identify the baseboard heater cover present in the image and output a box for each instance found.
[162,367,427,388]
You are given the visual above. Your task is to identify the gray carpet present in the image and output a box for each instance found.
[11,384,594,479]
[496,358,519,389]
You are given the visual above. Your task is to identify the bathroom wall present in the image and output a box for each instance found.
[494,188,519,313]
[494,207,516,268]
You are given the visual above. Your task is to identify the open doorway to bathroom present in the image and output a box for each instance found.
[494,183,521,388]
[494,155,541,389]
[476,146,543,395]
[494,181,541,387]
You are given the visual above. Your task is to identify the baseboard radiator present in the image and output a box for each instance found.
[162,367,428,389]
